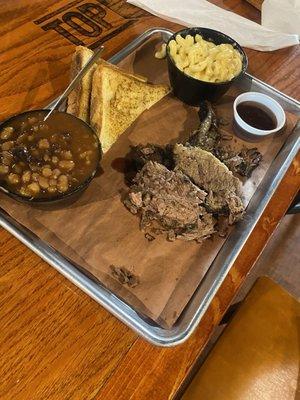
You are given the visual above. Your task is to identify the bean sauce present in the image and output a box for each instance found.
[0,110,100,199]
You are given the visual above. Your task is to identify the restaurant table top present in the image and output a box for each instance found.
[0,1,299,399]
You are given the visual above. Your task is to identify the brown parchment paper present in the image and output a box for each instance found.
[0,37,297,327]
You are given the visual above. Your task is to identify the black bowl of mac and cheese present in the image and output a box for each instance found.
[166,27,248,105]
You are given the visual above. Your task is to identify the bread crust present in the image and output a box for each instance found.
[66,46,94,123]
[67,45,170,154]
[90,64,170,153]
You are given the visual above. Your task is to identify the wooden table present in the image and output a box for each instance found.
[0,1,299,399]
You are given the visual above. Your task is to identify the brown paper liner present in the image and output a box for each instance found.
[0,37,297,327]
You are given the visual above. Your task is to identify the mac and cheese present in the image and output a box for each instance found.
[157,34,243,83]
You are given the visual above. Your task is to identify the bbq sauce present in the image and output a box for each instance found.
[237,101,277,130]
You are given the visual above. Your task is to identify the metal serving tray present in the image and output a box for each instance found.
[1,28,299,346]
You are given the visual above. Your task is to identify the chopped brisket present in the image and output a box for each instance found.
[124,161,215,241]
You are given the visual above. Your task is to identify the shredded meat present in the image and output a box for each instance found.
[123,102,260,241]
[127,143,174,172]
[215,146,263,178]
[110,265,139,287]
[124,161,215,241]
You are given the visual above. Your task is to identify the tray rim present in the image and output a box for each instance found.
[0,27,299,346]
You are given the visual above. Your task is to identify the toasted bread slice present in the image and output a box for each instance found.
[67,46,95,123]
[90,64,170,153]
[67,46,148,123]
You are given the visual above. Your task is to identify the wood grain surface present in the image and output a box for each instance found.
[0,1,299,399]
[244,0,263,10]
[182,277,300,399]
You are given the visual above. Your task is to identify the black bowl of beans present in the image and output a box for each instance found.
[0,110,102,204]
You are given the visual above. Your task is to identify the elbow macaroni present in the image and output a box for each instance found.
[155,43,167,59]
[164,34,243,83]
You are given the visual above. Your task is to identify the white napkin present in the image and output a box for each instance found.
[127,0,299,51]
[262,0,300,35]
